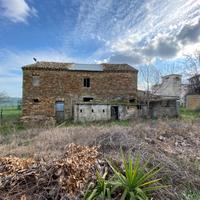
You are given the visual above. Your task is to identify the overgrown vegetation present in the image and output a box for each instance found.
[0,110,200,199]
[180,107,200,120]
[85,151,167,200]
[0,119,199,199]
[182,190,200,200]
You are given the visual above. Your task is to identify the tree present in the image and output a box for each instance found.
[139,60,161,113]
[184,50,200,94]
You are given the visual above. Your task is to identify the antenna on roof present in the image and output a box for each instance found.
[33,57,37,63]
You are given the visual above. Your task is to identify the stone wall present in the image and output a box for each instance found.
[186,94,200,110]
[140,99,179,118]
[152,74,182,98]
[74,104,135,122]
[74,104,111,122]
[22,69,137,121]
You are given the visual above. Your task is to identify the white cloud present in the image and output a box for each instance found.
[0,0,37,23]
[85,0,200,65]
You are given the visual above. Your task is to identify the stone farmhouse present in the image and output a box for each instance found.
[22,62,138,123]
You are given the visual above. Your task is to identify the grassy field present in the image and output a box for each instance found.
[0,106,22,135]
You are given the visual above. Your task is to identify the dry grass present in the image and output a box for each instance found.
[0,119,200,199]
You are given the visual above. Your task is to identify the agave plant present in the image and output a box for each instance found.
[84,171,112,200]
[85,151,168,200]
[107,151,168,200]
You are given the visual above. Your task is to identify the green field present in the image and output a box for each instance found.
[0,106,21,120]
[0,106,22,135]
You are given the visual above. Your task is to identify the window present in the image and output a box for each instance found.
[83,97,93,102]
[32,75,40,86]
[129,99,136,103]
[33,98,39,103]
[83,78,90,87]
[137,105,142,110]
[103,109,105,113]
[161,100,169,107]
[92,109,94,112]
[80,109,83,113]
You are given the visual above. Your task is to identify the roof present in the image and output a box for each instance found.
[188,74,200,80]
[22,62,138,72]
[162,74,182,79]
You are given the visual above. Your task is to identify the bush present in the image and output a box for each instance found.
[85,151,168,200]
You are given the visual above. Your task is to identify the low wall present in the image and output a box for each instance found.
[74,104,111,122]
[74,104,135,122]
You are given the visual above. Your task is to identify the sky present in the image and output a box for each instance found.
[0,0,200,97]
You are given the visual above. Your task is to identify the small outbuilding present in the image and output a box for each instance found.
[139,97,180,118]
[74,103,137,122]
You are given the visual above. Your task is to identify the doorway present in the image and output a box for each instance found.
[55,101,65,123]
[111,106,119,120]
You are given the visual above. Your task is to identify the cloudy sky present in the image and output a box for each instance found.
[0,0,200,97]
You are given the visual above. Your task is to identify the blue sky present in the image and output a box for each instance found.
[0,0,200,97]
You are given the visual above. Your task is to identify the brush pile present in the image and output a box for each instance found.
[0,144,100,200]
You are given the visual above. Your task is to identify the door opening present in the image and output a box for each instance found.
[55,101,65,123]
[111,106,119,120]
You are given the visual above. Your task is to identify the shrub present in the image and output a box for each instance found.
[85,151,168,200]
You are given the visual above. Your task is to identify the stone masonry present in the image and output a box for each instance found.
[22,62,138,123]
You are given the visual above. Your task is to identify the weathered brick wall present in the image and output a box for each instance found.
[22,69,137,119]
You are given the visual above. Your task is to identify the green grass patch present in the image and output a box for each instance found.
[0,106,23,135]
[0,106,21,121]
[180,107,200,120]
[182,190,200,200]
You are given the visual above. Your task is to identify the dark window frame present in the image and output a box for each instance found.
[33,98,39,103]
[83,97,94,102]
[83,78,90,88]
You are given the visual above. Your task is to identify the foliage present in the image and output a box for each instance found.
[180,107,200,120]
[85,151,168,200]
[84,171,112,200]
[182,190,200,200]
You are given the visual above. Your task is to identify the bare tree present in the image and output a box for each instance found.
[184,50,200,94]
[139,60,161,111]
[184,50,200,77]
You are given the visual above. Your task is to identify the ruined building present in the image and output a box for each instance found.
[22,62,138,123]
[186,74,200,110]
[152,74,182,98]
